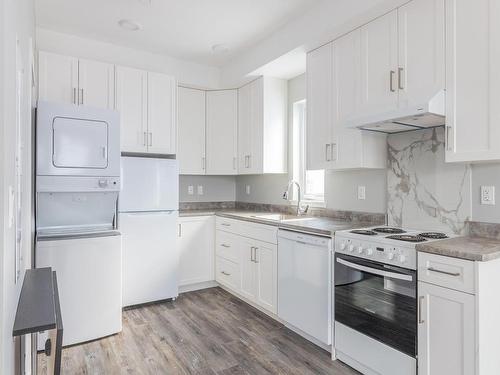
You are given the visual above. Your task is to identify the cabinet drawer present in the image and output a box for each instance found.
[216,230,239,263]
[216,217,241,234]
[240,221,278,245]
[216,256,240,292]
[418,252,475,294]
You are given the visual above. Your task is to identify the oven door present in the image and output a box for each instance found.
[334,253,417,357]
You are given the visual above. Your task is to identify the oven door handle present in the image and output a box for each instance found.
[336,258,413,282]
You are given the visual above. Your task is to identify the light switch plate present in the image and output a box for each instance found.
[481,186,495,205]
[358,186,366,200]
[197,185,204,195]
[246,185,251,195]
[188,185,194,195]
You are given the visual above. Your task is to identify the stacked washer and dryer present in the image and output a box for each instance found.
[35,101,122,347]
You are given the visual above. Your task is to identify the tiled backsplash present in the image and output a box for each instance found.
[387,128,471,234]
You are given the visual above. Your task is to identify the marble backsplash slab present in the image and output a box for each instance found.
[387,128,471,234]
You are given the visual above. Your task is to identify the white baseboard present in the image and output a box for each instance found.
[179,280,217,294]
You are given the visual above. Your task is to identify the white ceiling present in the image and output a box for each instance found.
[35,0,321,67]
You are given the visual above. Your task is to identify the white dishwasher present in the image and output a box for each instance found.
[277,229,332,346]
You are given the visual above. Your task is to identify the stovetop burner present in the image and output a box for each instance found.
[373,227,406,234]
[386,234,427,243]
[350,230,378,236]
[418,232,449,239]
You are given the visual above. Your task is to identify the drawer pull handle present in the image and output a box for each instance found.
[221,271,230,276]
[418,295,425,324]
[427,267,460,277]
[220,244,230,248]
[221,223,231,227]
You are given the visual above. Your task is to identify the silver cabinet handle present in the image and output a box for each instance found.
[245,155,250,168]
[233,157,237,170]
[254,247,259,263]
[143,131,147,146]
[325,144,331,162]
[221,223,231,227]
[330,143,337,161]
[398,67,404,90]
[202,157,206,170]
[418,295,425,324]
[248,155,251,169]
[427,267,460,277]
[390,70,396,92]
[250,247,254,262]
[148,132,153,147]
[73,88,77,104]
[220,244,230,248]
[221,271,230,276]
[178,223,182,237]
[102,146,107,159]
[80,88,84,105]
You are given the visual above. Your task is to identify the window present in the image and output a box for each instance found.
[292,100,324,203]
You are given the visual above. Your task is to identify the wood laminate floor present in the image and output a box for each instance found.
[38,287,358,375]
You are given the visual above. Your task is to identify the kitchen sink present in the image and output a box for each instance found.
[249,214,315,222]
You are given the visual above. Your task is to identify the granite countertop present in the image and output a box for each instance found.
[416,236,500,262]
[179,209,371,236]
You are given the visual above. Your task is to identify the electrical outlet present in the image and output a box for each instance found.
[246,185,251,195]
[358,186,366,200]
[197,185,204,195]
[187,185,194,195]
[481,186,495,205]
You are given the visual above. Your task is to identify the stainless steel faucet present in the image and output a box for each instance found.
[283,180,309,216]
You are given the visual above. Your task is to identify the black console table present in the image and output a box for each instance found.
[13,268,63,375]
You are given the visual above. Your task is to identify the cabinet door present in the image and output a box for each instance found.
[238,83,252,174]
[177,87,206,174]
[147,72,176,154]
[248,78,264,174]
[359,10,399,117]
[178,216,215,286]
[254,241,277,313]
[206,90,238,175]
[306,43,334,170]
[398,0,445,109]
[418,281,475,375]
[239,239,256,301]
[115,66,147,153]
[445,0,500,162]
[38,51,78,104]
[78,59,115,109]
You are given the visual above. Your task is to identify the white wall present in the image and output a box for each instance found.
[471,164,500,223]
[179,176,236,203]
[36,28,221,89]
[1,0,36,373]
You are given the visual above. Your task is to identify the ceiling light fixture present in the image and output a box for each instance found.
[118,19,142,31]
[211,44,230,54]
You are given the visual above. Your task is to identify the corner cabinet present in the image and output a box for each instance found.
[445,0,500,162]
[177,87,206,174]
[116,66,176,155]
[238,77,287,175]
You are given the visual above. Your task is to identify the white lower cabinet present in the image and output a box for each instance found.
[215,218,277,314]
[417,281,475,375]
[177,216,215,287]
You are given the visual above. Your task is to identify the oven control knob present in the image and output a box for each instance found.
[357,246,363,254]
[340,242,346,251]
[399,255,406,263]
[387,253,395,260]
[348,245,354,252]
[366,248,373,256]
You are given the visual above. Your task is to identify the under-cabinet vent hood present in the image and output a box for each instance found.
[346,90,445,134]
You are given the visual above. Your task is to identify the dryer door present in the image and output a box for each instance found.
[53,116,108,169]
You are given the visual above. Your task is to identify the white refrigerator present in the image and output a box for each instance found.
[119,157,179,307]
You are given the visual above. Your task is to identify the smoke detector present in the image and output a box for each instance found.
[118,19,142,31]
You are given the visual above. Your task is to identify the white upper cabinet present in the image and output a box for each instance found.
[238,77,287,175]
[39,51,78,105]
[358,10,399,117]
[115,66,148,153]
[398,0,445,109]
[116,66,176,155]
[39,51,114,109]
[306,42,334,170]
[78,59,115,109]
[206,90,238,175]
[445,0,500,162]
[177,87,206,174]
[147,72,176,154]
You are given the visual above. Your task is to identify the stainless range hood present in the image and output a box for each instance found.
[346,90,445,134]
